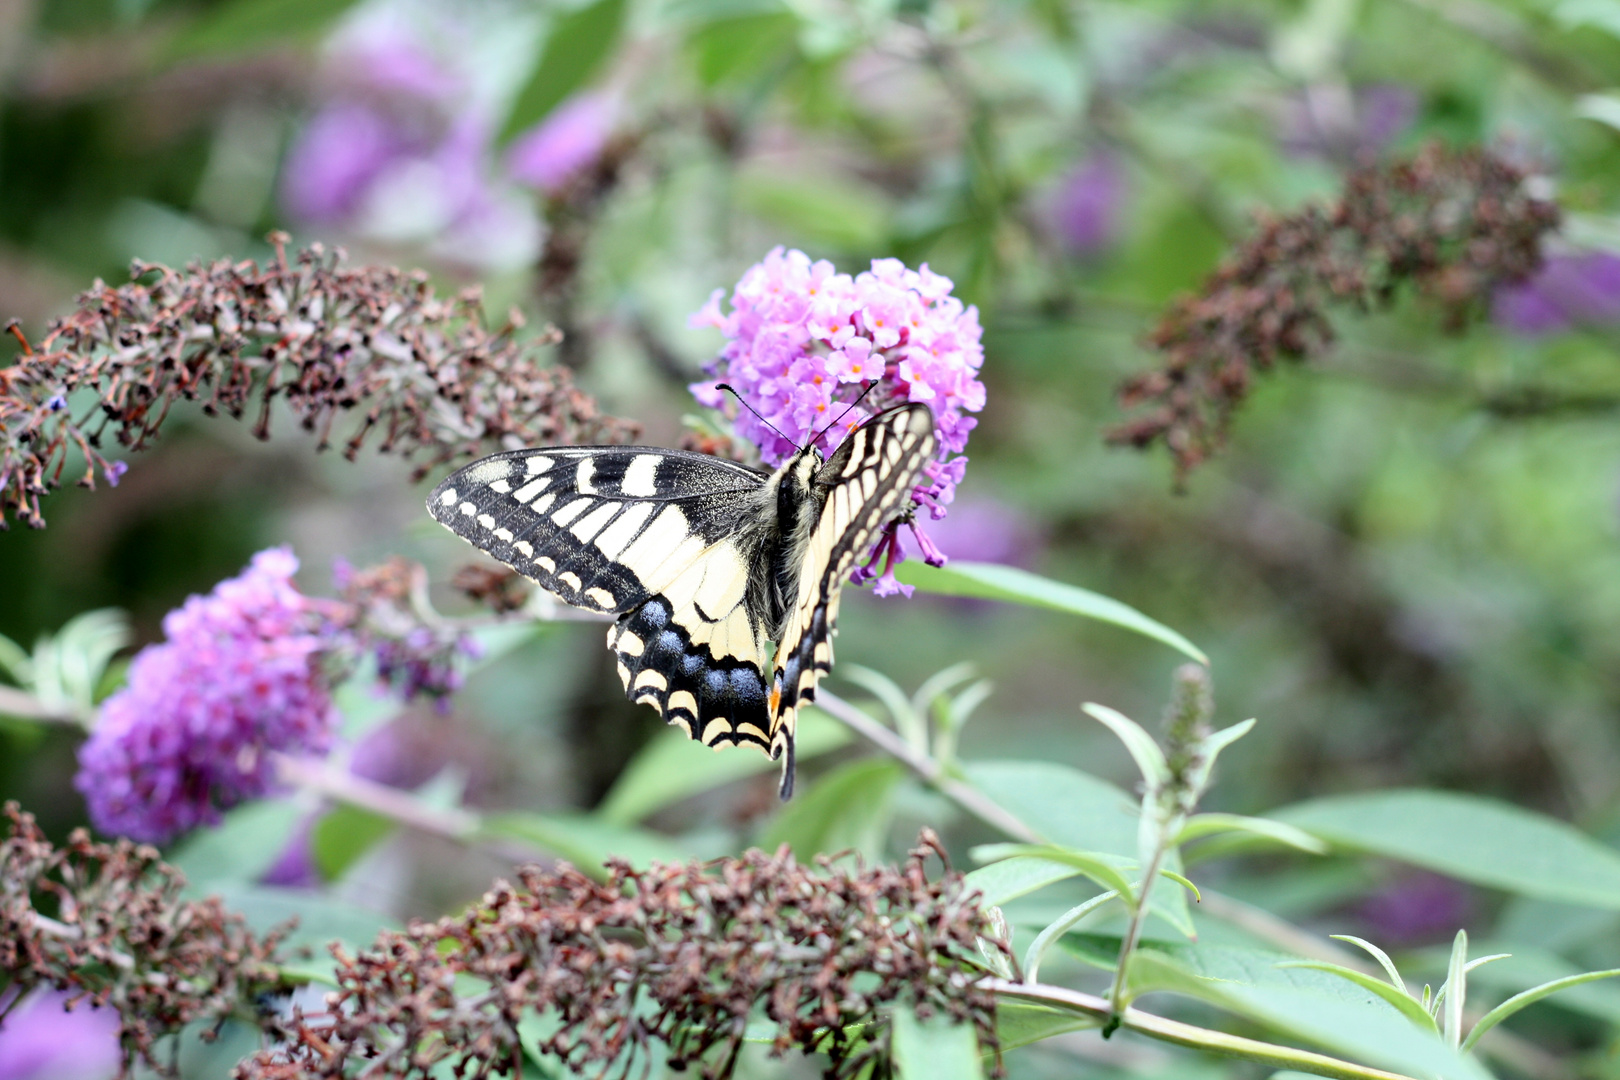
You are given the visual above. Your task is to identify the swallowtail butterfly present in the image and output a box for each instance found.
[427,403,937,798]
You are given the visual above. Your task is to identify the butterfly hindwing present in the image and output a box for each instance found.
[768,404,938,763]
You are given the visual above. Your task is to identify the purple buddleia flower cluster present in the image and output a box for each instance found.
[73,549,346,844]
[690,248,986,595]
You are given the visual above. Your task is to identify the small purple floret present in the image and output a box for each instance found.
[74,548,344,844]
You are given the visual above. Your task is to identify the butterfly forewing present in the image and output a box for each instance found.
[768,404,938,767]
[428,447,766,614]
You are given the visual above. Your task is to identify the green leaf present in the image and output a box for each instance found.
[891,1004,984,1080]
[170,799,303,891]
[759,757,905,861]
[895,561,1207,665]
[992,1001,1098,1052]
[843,665,926,749]
[166,0,367,58]
[32,609,129,712]
[1444,939,1620,1024]
[597,706,853,825]
[1275,961,1437,1032]
[1329,935,1407,994]
[683,11,798,88]
[736,169,891,251]
[498,0,627,144]
[0,630,30,685]
[1441,930,1467,1047]
[1080,702,1168,788]
[1176,813,1329,855]
[962,854,1087,906]
[971,844,1135,901]
[1272,789,1620,909]
[1462,968,1620,1052]
[1023,891,1119,983]
[964,761,1138,856]
[1060,934,1491,1080]
[312,803,395,882]
[477,812,691,877]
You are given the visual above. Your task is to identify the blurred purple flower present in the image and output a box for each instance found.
[1052,152,1126,255]
[74,548,345,844]
[0,989,120,1080]
[1355,872,1473,945]
[279,32,540,269]
[1495,251,1620,336]
[690,248,987,595]
[507,92,618,195]
[259,814,319,890]
[1281,83,1419,162]
[282,103,420,225]
[921,497,1041,567]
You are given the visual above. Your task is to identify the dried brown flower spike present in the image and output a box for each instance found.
[0,802,287,1075]
[0,234,637,528]
[241,832,1003,1080]
[1109,144,1560,481]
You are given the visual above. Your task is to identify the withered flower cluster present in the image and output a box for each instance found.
[242,833,1002,1080]
[450,563,534,615]
[1110,144,1560,480]
[0,233,637,528]
[0,803,287,1075]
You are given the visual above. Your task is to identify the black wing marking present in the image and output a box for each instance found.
[429,445,776,754]
[769,404,938,787]
[428,446,766,615]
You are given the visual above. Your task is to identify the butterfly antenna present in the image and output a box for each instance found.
[715,384,798,449]
[813,380,882,444]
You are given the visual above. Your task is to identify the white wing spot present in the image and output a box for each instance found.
[558,571,583,592]
[616,630,644,656]
[536,556,556,572]
[465,460,511,485]
[569,501,619,542]
[576,458,597,495]
[531,492,556,514]
[701,719,731,745]
[526,457,554,476]
[513,477,549,503]
[459,502,476,516]
[667,690,697,717]
[635,668,668,691]
[489,479,511,494]
[594,502,655,559]
[438,488,458,506]
[494,527,514,542]
[861,470,877,499]
[477,514,495,529]
[586,587,615,608]
[514,540,534,557]
[622,454,662,497]
[550,499,591,527]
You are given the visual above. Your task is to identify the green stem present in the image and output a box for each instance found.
[1106,829,1169,1028]
[987,980,1420,1080]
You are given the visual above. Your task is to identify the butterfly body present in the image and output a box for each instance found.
[427,403,936,798]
